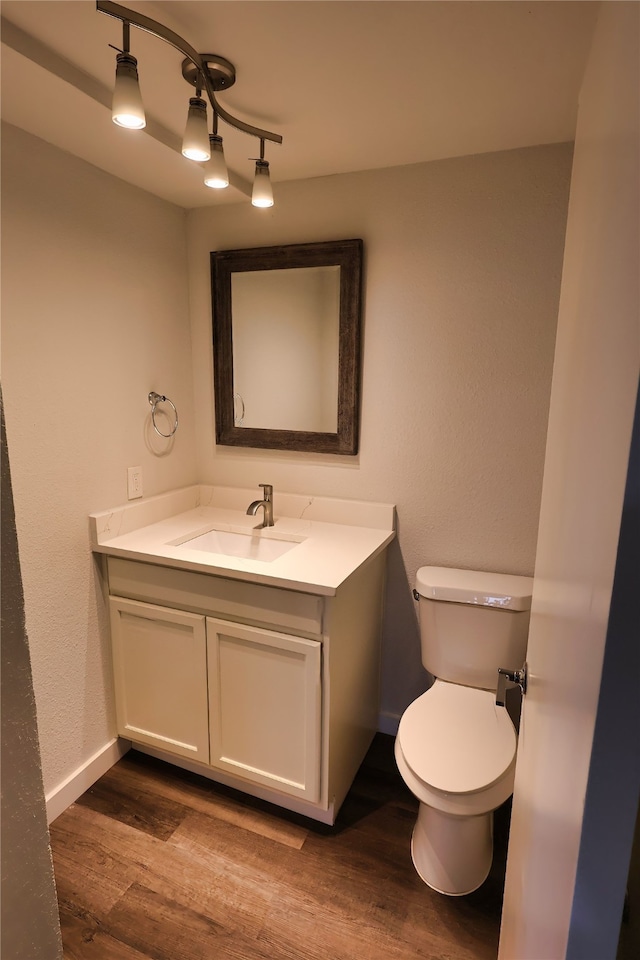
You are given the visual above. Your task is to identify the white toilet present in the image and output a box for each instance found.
[395,565,533,896]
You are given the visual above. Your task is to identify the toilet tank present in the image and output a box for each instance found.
[414,566,533,691]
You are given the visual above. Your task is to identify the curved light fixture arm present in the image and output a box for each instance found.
[208,92,282,146]
[96,0,282,145]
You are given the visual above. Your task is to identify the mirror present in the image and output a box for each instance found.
[211,239,363,454]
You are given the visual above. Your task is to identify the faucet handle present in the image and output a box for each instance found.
[259,483,273,500]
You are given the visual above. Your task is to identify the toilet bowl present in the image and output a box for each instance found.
[395,566,532,896]
[395,679,517,895]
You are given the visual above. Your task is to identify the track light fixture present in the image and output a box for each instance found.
[97,1,282,206]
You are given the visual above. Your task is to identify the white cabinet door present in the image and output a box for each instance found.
[109,597,209,763]
[207,618,322,802]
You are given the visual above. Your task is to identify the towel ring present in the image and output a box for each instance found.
[148,392,179,438]
[234,392,245,426]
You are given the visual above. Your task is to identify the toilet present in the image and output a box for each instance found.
[395,565,533,896]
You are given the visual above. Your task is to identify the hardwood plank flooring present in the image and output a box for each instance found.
[50,735,508,960]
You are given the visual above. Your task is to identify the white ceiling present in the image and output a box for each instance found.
[1,1,599,209]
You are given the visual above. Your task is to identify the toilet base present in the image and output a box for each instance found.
[410,802,493,896]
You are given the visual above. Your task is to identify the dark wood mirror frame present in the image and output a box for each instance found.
[211,239,363,454]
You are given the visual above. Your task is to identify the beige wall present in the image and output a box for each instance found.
[188,142,573,720]
[1,123,198,795]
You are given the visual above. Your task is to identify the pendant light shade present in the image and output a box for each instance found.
[182,97,210,161]
[204,135,229,188]
[252,159,273,207]
[112,52,145,128]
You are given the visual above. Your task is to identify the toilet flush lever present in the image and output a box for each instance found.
[496,663,528,707]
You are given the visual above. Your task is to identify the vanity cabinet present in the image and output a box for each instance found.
[104,552,386,823]
[109,595,322,803]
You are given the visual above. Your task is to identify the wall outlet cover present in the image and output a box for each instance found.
[127,466,143,500]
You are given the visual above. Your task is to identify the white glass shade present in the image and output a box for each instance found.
[182,97,210,161]
[252,160,274,207]
[112,53,145,129]
[203,136,229,188]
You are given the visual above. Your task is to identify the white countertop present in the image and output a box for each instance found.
[90,485,396,596]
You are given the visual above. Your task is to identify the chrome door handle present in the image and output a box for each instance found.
[496,662,528,707]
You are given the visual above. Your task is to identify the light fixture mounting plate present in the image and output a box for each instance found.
[182,55,236,91]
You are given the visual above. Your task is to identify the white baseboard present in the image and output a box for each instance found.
[378,711,400,736]
[45,737,131,824]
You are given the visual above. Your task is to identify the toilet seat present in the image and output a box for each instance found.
[397,679,516,794]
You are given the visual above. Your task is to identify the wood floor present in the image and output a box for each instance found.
[49,735,509,960]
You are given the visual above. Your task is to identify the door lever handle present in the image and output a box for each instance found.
[496,662,528,707]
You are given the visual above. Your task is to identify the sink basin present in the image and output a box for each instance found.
[177,528,301,562]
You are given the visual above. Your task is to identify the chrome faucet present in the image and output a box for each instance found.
[246,483,274,527]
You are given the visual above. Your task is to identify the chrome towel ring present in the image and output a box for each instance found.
[148,392,179,438]
[233,392,245,426]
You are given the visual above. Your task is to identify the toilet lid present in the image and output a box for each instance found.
[398,680,517,794]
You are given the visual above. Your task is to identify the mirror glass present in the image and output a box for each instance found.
[211,239,363,454]
[232,266,340,432]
